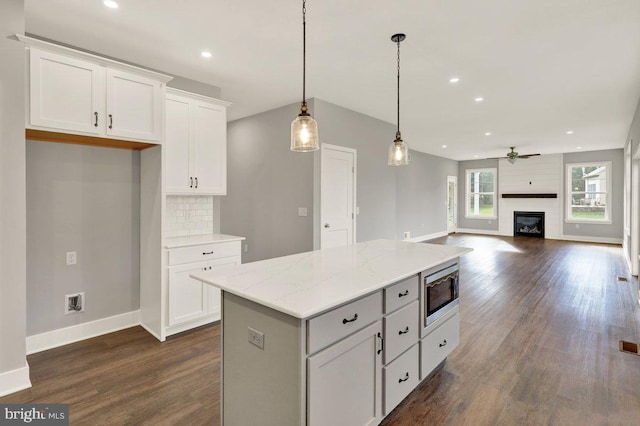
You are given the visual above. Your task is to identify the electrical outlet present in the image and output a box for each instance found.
[65,292,85,314]
[243,244,249,253]
[298,207,308,217]
[248,326,264,350]
[66,251,77,266]
[356,206,360,215]
[403,232,411,239]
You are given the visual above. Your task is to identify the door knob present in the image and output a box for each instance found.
[324,223,330,228]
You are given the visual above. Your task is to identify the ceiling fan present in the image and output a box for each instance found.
[488,147,540,164]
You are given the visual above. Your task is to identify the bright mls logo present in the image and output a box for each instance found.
[0,404,68,425]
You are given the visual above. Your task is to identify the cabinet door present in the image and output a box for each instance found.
[207,256,241,318]
[168,261,211,326]
[192,101,227,195]
[165,94,193,193]
[29,48,105,134]
[307,321,382,426]
[106,68,162,142]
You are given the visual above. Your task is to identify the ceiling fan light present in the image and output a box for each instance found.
[507,157,517,164]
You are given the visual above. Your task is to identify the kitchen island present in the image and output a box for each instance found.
[191,239,472,426]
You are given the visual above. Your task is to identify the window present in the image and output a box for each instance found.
[566,162,611,222]
[465,168,497,218]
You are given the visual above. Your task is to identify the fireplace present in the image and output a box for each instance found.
[513,211,545,238]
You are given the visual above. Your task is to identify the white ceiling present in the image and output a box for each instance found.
[25,0,640,161]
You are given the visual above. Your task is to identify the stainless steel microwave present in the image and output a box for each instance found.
[424,263,459,327]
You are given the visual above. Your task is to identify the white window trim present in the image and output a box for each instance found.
[565,161,612,224]
[465,168,497,220]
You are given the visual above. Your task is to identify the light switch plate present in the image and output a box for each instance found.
[298,207,308,217]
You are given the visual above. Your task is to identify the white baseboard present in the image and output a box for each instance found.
[455,228,501,236]
[560,235,623,245]
[0,363,31,397]
[27,310,141,355]
[406,231,448,242]
[140,322,164,342]
[165,314,219,338]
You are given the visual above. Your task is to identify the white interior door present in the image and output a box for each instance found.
[321,144,356,249]
[447,176,458,233]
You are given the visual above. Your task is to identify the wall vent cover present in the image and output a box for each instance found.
[619,340,639,355]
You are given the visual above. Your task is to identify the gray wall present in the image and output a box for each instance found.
[26,141,141,335]
[0,0,28,379]
[313,99,397,242]
[221,101,315,263]
[222,98,460,262]
[563,148,624,239]
[457,159,500,231]
[396,150,458,238]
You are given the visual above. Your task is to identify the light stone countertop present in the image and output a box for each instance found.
[164,233,245,249]
[191,239,472,319]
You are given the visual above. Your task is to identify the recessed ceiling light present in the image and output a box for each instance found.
[484,132,492,136]
[449,77,460,84]
[474,97,484,103]
[442,145,447,148]
[566,130,574,135]
[474,155,479,158]
[576,146,582,150]
[201,51,213,59]
[103,0,119,9]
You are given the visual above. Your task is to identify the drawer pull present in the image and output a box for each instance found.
[94,112,99,127]
[342,314,358,324]
[398,289,409,298]
[108,114,113,129]
[377,332,384,355]
[190,177,194,188]
[439,339,447,348]
[398,373,410,383]
[203,251,214,255]
[398,326,409,335]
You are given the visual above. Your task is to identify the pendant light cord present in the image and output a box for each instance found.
[396,38,401,135]
[302,0,307,106]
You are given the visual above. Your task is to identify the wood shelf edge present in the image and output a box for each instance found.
[26,129,158,151]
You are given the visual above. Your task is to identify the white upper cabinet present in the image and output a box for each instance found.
[22,38,171,144]
[29,48,105,135]
[106,68,162,141]
[165,89,230,195]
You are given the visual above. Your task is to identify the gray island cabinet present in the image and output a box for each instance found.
[191,239,472,426]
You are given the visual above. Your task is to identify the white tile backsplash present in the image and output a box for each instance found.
[166,195,216,237]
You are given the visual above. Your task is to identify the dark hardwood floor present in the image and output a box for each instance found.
[2,234,639,425]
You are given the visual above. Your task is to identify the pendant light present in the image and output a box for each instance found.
[388,33,410,166]
[291,0,319,152]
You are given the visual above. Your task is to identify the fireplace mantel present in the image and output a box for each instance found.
[501,193,557,199]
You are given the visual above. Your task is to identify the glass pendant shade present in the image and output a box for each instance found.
[507,157,517,164]
[388,139,409,166]
[291,113,319,152]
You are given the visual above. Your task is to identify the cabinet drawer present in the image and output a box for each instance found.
[383,343,419,415]
[307,292,382,355]
[384,275,418,314]
[420,311,460,380]
[383,300,419,364]
[168,241,241,266]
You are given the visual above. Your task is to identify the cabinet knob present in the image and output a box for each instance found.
[439,339,447,347]
[398,373,410,383]
[342,313,358,324]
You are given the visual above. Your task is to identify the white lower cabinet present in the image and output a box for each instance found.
[307,321,383,426]
[420,309,460,380]
[166,241,241,336]
[383,344,419,415]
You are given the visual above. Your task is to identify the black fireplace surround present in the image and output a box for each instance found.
[514,211,545,238]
